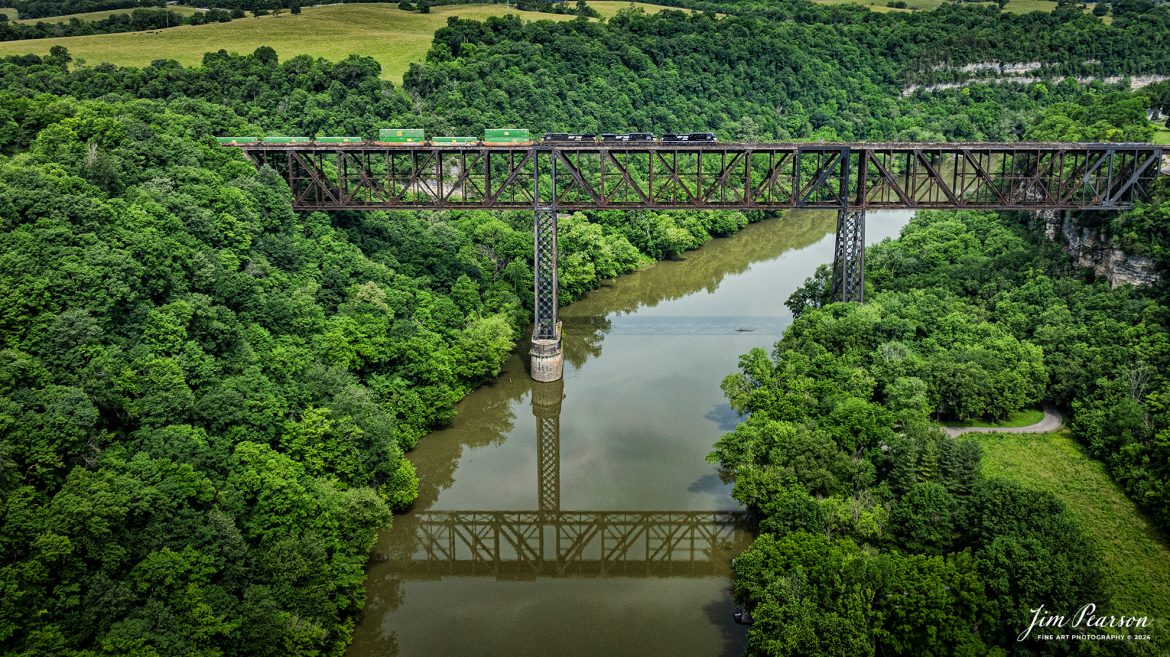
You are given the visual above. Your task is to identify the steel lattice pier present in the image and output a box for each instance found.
[832,210,866,303]
[231,141,1166,379]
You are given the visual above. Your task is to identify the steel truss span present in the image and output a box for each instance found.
[235,142,1164,212]
[390,511,750,579]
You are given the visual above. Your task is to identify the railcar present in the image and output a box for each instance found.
[217,130,726,147]
[432,136,479,144]
[377,128,426,144]
[543,133,596,142]
[600,133,655,142]
[483,128,532,145]
[661,133,717,143]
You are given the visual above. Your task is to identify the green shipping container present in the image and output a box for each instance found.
[316,136,363,144]
[262,136,311,144]
[483,128,530,142]
[216,136,259,145]
[378,128,426,143]
[432,136,479,144]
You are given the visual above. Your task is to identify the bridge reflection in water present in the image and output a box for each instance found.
[347,213,879,657]
[382,378,751,581]
[393,510,749,579]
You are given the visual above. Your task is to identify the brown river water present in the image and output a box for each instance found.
[348,209,914,657]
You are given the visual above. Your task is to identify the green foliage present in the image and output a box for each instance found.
[405,6,1170,140]
[0,47,772,653]
[732,532,992,657]
[0,95,522,654]
[713,205,1170,654]
[0,2,1167,653]
[866,203,1170,533]
[981,431,1170,641]
[1024,93,1154,142]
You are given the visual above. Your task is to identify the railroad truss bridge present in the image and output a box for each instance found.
[231,141,1166,381]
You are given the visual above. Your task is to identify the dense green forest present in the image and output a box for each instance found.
[714,200,1170,655]
[0,57,760,654]
[1,0,1169,654]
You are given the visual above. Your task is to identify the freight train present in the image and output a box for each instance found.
[216,129,718,146]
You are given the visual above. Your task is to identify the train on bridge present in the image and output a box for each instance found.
[219,135,1164,381]
[216,128,719,147]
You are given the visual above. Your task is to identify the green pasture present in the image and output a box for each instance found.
[981,430,1170,641]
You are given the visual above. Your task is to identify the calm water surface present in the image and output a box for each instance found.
[348,210,914,657]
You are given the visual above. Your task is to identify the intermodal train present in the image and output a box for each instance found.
[216,129,718,146]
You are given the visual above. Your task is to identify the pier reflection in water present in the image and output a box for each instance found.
[348,210,914,657]
[387,380,752,582]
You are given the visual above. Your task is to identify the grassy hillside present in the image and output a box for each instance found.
[0,2,671,83]
[11,5,203,23]
[981,430,1170,636]
[813,0,1105,18]
[0,1,1098,83]
[1154,122,1170,144]
[589,0,675,17]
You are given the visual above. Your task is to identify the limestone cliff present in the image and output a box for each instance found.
[1042,210,1160,287]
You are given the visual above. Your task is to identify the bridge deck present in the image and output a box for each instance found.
[230,142,1164,212]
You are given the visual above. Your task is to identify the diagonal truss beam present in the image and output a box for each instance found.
[391,511,750,579]
[233,143,1164,211]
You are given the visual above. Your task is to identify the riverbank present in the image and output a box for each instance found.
[709,209,1170,654]
[347,210,916,656]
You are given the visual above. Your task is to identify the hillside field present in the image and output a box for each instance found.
[0,2,672,83]
[9,5,204,23]
[981,430,1170,638]
[812,0,1106,19]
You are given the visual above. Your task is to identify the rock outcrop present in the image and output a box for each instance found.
[1041,210,1159,287]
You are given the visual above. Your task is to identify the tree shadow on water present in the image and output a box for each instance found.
[703,592,748,657]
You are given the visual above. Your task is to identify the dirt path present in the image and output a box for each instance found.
[942,404,1063,437]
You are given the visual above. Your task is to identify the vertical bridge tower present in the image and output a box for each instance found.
[531,206,563,381]
[228,141,1164,380]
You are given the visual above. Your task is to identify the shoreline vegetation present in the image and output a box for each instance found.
[711,202,1170,653]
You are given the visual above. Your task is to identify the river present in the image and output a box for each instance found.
[348,209,915,657]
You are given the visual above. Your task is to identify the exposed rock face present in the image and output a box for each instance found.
[1041,210,1159,287]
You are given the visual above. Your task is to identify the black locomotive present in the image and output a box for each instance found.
[661,132,718,143]
[543,133,595,142]
[540,132,717,144]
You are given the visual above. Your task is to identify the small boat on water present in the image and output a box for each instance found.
[733,608,755,625]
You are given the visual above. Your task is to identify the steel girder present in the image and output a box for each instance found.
[533,208,559,341]
[236,143,1164,212]
[832,210,866,303]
